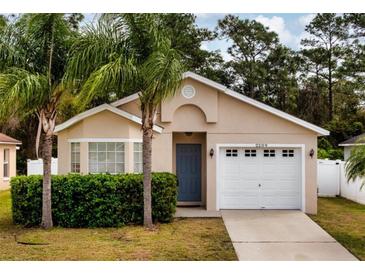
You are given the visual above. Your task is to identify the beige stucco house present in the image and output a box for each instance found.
[55,72,329,214]
[0,133,21,190]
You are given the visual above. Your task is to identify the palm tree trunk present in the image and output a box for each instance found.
[41,133,53,229]
[41,16,55,229]
[142,104,154,229]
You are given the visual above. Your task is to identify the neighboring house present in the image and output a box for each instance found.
[55,72,329,214]
[339,133,365,160]
[0,133,21,190]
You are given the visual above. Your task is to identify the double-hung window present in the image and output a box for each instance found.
[88,142,125,174]
[71,143,80,173]
[134,142,143,173]
[3,149,9,178]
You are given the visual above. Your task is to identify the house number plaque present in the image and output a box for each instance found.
[255,144,268,148]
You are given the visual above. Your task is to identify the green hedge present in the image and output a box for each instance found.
[11,173,177,227]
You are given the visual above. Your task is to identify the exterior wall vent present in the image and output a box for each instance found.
[181,85,196,99]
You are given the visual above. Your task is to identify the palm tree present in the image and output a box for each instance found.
[345,139,365,189]
[65,14,184,228]
[0,14,77,228]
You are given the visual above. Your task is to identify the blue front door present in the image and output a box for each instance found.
[176,144,202,202]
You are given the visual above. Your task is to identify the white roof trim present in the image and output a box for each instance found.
[54,104,163,134]
[339,143,364,147]
[111,93,140,107]
[182,71,329,136]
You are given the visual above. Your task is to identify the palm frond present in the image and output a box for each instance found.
[65,14,184,113]
[141,38,184,106]
[345,139,365,188]
[0,23,26,71]
[0,68,49,119]
[64,16,129,87]
[26,14,74,81]
[76,56,138,109]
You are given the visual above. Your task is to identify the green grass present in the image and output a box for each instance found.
[309,197,365,260]
[0,190,237,261]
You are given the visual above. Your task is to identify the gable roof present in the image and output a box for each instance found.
[0,133,22,145]
[54,104,163,134]
[112,71,329,136]
[110,93,140,107]
[339,133,365,146]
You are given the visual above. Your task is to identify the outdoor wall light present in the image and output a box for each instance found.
[309,149,315,158]
[210,148,214,158]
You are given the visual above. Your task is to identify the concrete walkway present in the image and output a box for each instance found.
[221,210,357,261]
[175,207,221,218]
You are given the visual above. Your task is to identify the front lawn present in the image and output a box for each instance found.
[0,190,237,260]
[309,197,365,260]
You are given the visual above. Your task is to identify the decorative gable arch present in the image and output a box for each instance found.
[172,104,208,125]
[161,78,218,123]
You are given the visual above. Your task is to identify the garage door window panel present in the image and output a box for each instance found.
[245,149,256,157]
[282,149,295,157]
[264,149,275,157]
[226,149,238,157]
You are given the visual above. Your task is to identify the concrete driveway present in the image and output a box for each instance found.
[221,210,357,261]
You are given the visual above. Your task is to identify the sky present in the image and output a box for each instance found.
[194,13,316,60]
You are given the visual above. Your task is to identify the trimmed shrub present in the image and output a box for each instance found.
[11,172,177,227]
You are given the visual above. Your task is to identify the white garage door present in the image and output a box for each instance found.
[219,147,302,209]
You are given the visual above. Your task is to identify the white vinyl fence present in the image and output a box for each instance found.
[318,159,365,205]
[27,158,58,176]
[317,159,341,197]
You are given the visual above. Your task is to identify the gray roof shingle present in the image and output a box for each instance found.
[339,133,365,145]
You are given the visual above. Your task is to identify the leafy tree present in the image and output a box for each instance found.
[0,15,7,30]
[157,14,214,70]
[317,137,343,160]
[300,48,327,84]
[326,118,364,146]
[317,148,343,160]
[263,45,299,113]
[0,14,79,228]
[156,14,231,87]
[194,51,233,87]
[65,13,85,31]
[344,13,365,38]
[339,15,365,98]
[297,47,329,126]
[301,13,348,121]
[217,15,278,100]
[298,14,365,153]
[65,14,184,228]
[297,77,328,126]
[0,18,47,171]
